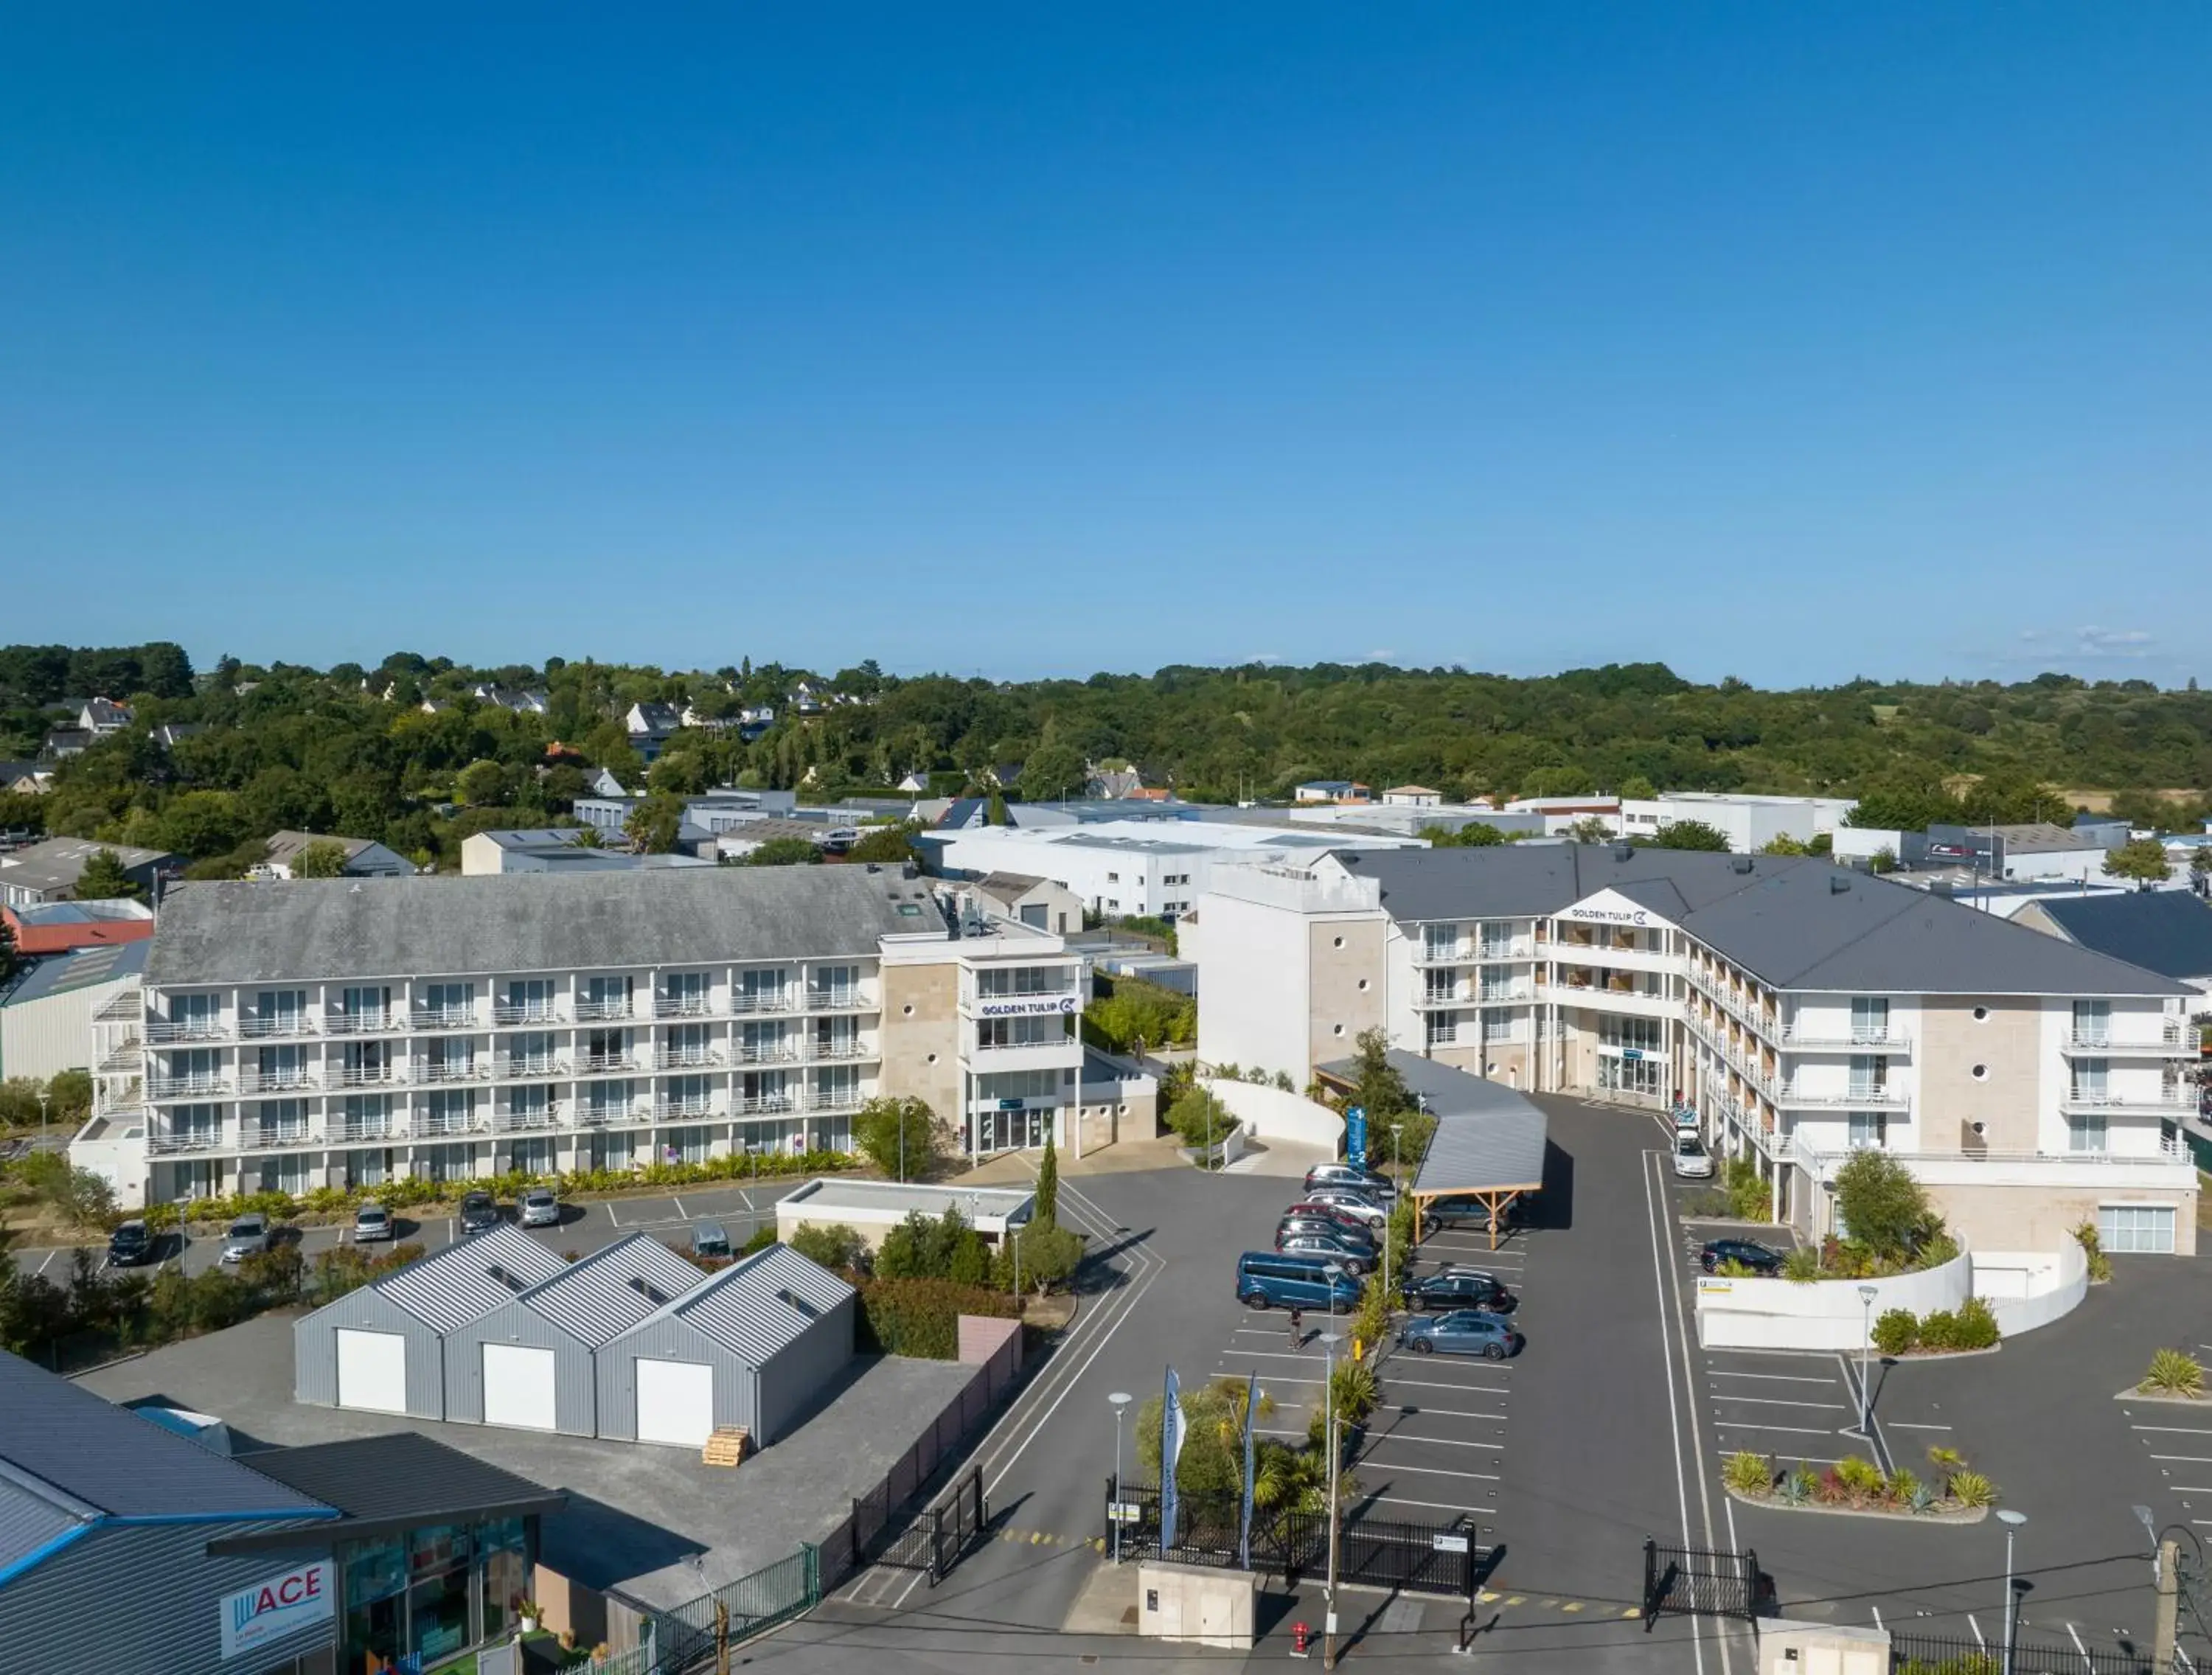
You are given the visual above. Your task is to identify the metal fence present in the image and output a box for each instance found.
[1104,1480,1489,1600]
[1641,1539,1761,1628]
[1889,1634,2154,1675]
[651,1545,819,1674]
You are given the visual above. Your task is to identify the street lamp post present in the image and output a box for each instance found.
[1320,1327,1343,1671]
[1855,1284,1879,1435]
[1108,1392,1133,1564]
[1997,1508,2027,1675]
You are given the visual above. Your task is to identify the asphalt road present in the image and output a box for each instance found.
[10,1179,813,1281]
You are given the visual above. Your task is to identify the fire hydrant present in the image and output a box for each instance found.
[1292,1620,1312,1658]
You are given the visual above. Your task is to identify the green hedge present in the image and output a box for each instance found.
[855,1277,1018,1359]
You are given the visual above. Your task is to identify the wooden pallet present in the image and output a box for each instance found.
[701,1426,751,1468]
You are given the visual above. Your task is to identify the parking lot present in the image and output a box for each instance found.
[9,1178,813,1281]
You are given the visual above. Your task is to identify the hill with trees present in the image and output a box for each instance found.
[1,644,2205,874]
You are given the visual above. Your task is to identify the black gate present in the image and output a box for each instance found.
[864,1466,987,1586]
[1642,1538,1761,1628]
[1889,1632,2152,1674]
[1105,1480,1489,1601]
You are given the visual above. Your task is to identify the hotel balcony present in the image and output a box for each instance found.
[574,1054,643,1079]
[416,1111,490,1139]
[414,1060,492,1085]
[1792,1131,2194,1189]
[575,1101,658,1128]
[237,1124,319,1152]
[94,992,143,1024]
[731,1043,802,1066]
[727,991,797,1016]
[237,1068,319,1095]
[333,1122,403,1146]
[147,1127,226,1155]
[969,1039,1080,1075]
[490,1107,563,1134]
[323,1012,406,1037]
[1550,942,1683,976]
[653,1097,725,1122]
[655,1046,726,1070]
[1778,1025,1913,1054]
[145,1074,232,1101]
[1540,981,1674,1020]
[490,1003,568,1028]
[145,1017,234,1045]
[1413,941,1535,967]
[491,1056,570,1081]
[574,997,637,1023]
[804,989,877,1014]
[329,1065,403,1090]
[1414,985,1534,1011]
[805,1040,873,1063]
[2062,1023,2191,1056]
[238,1013,318,1040]
[2062,1088,2196,1117]
[653,995,718,1020]
[1776,1082,1909,1110]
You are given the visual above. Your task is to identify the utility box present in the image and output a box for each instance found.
[1759,1619,1889,1675]
[1135,1561,1257,1648]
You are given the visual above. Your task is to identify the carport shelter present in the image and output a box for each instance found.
[294,1225,567,1418]
[1321,1049,1548,1250]
[442,1233,710,1435]
[597,1244,856,1449]
[207,1432,567,1674]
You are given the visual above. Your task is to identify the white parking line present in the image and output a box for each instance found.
[1886,1422,1953,1432]
[1378,1376,1510,1396]
[1707,1370,1836,1385]
[1365,1433,1503,1452]
[1366,1461,1500,1482]
[1713,1448,1846,1465]
[2136,1427,2212,1436]
[1388,1405,1506,1421]
[1711,1396,1848,1411]
[671,1197,688,1221]
[603,1202,623,1227]
[1712,1421,1840,1438]
[1365,1494,1498,1516]
[2150,1455,2212,1463]
[1220,1349,1335,1364]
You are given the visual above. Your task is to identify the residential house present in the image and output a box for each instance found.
[41,728,92,759]
[1380,786,1443,808]
[257,832,416,880]
[1294,780,1371,805]
[151,722,206,750]
[78,697,132,736]
[0,838,176,908]
[625,702,683,761]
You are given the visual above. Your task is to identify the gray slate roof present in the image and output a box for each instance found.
[0,1350,333,1576]
[376,1225,569,1334]
[627,1243,854,1367]
[1331,845,2191,997]
[2028,892,2212,983]
[146,865,939,986]
[237,1432,564,1540]
[516,1233,709,1346]
[0,836,175,897]
[1320,1051,1548,1196]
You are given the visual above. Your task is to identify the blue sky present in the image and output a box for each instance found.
[2,6,2205,686]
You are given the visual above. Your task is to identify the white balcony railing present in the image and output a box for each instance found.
[575,1101,655,1126]
[2062,1089,2195,1115]
[238,1014,317,1040]
[333,1124,400,1145]
[416,1061,490,1084]
[147,1128,226,1155]
[237,1126,318,1152]
[574,1056,640,1079]
[655,1048,725,1070]
[806,1040,872,1063]
[731,1044,801,1066]
[411,1009,481,1033]
[574,997,636,1023]
[330,1065,402,1089]
[493,1057,569,1081]
[1778,1026,1913,1053]
[237,1068,318,1095]
[1777,1082,1909,1109]
[146,1075,231,1101]
[804,989,876,1014]
[94,992,144,1023]
[491,1108,561,1133]
[1795,1131,2189,1177]
[654,995,717,1020]
[323,1012,404,1037]
[2063,1023,2191,1054]
[728,991,796,1015]
[145,1018,233,1044]
[490,1004,566,1028]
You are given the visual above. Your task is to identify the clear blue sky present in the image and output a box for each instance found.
[3,6,2205,687]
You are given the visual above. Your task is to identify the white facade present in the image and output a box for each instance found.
[1610,793,1858,853]
[925,820,1420,920]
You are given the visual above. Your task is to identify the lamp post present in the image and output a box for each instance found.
[898,1101,905,1183]
[1854,1284,1878,1435]
[38,1093,50,1148]
[1108,1392,1133,1564]
[1997,1508,2027,1675]
[1320,1327,1343,1671]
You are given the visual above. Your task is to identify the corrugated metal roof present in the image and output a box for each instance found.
[2025,891,2212,984]
[517,1233,707,1347]
[1321,1051,1548,1196]
[377,1225,568,1334]
[241,1433,564,1531]
[1,941,148,1007]
[0,1351,331,1575]
[639,1244,854,1366]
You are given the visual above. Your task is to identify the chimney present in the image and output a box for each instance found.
[1612,841,1633,863]
[1731,856,1753,874]
[1830,874,1851,894]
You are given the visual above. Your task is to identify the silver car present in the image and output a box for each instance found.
[352,1202,393,1243]
[1672,1133,1716,1179]
[518,1187,561,1227]
[220,1213,271,1264]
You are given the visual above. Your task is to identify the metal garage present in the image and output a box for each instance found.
[442,1233,707,1436]
[294,1225,566,1418]
[598,1244,855,1448]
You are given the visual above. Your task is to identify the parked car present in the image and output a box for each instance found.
[518,1187,561,1227]
[1672,1134,1715,1179]
[105,1219,156,1268]
[1304,1162,1397,1202]
[1402,1266,1517,1314]
[1700,1237,1784,1275]
[1300,1186,1390,1228]
[220,1213,270,1264]
[352,1202,393,1243]
[1421,1195,1516,1233]
[1399,1309,1523,1359]
[691,1221,733,1260]
[1237,1251,1363,1312]
[459,1191,501,1236]
[1274,1230,1374,1275]
[1277,1208,1378,1248]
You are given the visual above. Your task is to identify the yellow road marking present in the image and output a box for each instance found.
[1561,1602,1583,1613]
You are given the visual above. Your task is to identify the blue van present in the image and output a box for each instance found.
[1237,1252,1363,1312]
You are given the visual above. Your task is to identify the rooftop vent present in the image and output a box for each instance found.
[488,1264,526,1293]
[1830,874,1851,894]
[1731,856,1754,874]
[776,1286,821,1320]
[1611,841,1633,863]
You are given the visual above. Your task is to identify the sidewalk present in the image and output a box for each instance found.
[955,1132,1189,1185]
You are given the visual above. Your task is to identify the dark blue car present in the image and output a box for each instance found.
[1397,1309,1524,1360]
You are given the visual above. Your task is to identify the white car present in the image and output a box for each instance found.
[1672,1133,1715,1179]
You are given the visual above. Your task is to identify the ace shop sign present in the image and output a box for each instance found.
[220,1560,335,1661]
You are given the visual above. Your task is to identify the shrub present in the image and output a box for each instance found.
[1918,1309,1960,1351]
[1926,1444,1967,1482]
[877,1208,992,1284]
[1952,1296,2000,1351]
[1005,1222,1086,1295]
[1781,1247,1823,1284]
[854,1277,1016,1359]
[1165,1088,1238,1155]
[1715,1258,1759,1278]
[2143,1348,2206,1397]
[1777,1468,1816,1506]
[2074,1220,2115,1284]
[787,1222,867,1274]
[1832,1149,1938,1263]
[1722,1451,1774,1496]
[1680,1188,1733,1219]
[1947,1470,1997,1509]
[1885,1467,1924,1505]
[1916,1232,1961,1273]
[1872,1308,1920,1357]
[1834,1455,1885,1497]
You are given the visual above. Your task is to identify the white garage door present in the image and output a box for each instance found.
[336,1328,408,1413]
[635,1359,714,1446]
[2101,1204,2177,1255]
[482,1343,558,1431]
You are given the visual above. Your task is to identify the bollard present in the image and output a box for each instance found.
[1291,1620,1312,1659]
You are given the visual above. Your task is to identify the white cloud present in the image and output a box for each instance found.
[2073,625,2157,658]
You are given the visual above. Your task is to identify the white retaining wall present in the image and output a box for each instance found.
[1203,1079,1344,1151]
[1694,1244,1972,1351]
[1974,1237,2088,1337]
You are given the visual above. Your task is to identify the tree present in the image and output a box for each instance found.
[2104,839,2173,890]
[1166,1087,1237,1154]
[1565,815,1614,844]
[740,838,822,867]
[44,1070,91,1123]
[1135,1376,1277,1497]
[456,759,509,807]
[1618,775,1658,801]
[877,1207,992,1284]
[847,821,919,865]
[2191,846,2212,891]
[854,1095,945,1181]
[1832,1149,1937,1262]
[985,791,1010,826]
[71,849,143,902]
[292,838,350,878]
[1644,819,1732,852]
[1008,1220,1085,1295]
[1035,1132,1059,1228]
[787,1222,868,1273]
[623,795,684,854]
[1421,821,1505,848]
[1018,741,1086,804]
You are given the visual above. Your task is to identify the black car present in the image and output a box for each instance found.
[1402,1267,1517,1314]
[459,1191,501,1236]
[1422,1195,1516,1232]
[1277,1209,1378,1249]
[1700,1238,1784,1275]
[1274,1231,1374,1275]
[105,1219,157,1268]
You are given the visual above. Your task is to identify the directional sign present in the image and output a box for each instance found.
[1430,1532,1470,1553]
[1346,1106,1368,1169]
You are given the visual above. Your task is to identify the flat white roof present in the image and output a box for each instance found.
[778,1177,1035,1226]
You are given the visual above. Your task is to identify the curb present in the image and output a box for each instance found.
[2115,1387,2211,1405]
[1722,1483,1991,1525]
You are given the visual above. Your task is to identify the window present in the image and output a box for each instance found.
[2071,1059,2109,1102]
[1847,1110,1887,1149]
[338,986,392,1028]
[664,1074,711,1115]
[1481,1011,1515,1043]
[582,974,634,1019]
[424,1089,476,1135]
[977,966,1066,997]
[975,1068,1061,1103]
[1107,871,1119,882]
[661,970,709,1014]
[259,1099,307,1143]
[809,965,860,1007]
[587,1079,635,1119]
[1425,969,1458,1006]
[168,992,220,1036]
[251,989,307,1034]
[504,979,555,1022]
[1850,997,1889,1042]
[1848,1055,1888,1098]
[1425,1013,1457,1048]
[257,1044,307,1089]
[978,1014,1070,1048]
[509,1084,552,1125]
[2073,1000,2111,1047]
[1424,924,1459,961]
[2067,1110,2107,1152]
[1599,1016,1663,1052]
[2099,1204,2175,1255]
[1479,923,1514,959]
[420,982,475,1026]
[341,1095,390,1140]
